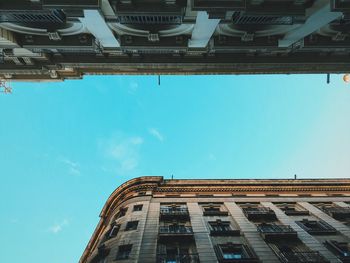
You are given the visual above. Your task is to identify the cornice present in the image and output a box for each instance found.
[154,185,350,193]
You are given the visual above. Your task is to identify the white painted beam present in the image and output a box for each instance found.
[279,0,342,47]
[188,12,220,48]
[0,27,18,48]
[79,10,120,48]
[101,0,116,18]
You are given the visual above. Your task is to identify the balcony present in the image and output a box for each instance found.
[279,206,310,216]
[160,208,190,220]
[90,244,110,263]
[278,251,329,263]
[158,226,194,240]
[215,243,260,263]
[114,0,186,25]
[324,240,350,263]
[0,9,66,25]
[283,209,310,216]
[257,223,297,241]
[156,253,200,263]
[210,227,240,237]
[203,209,229,216]
[209,220,240,236]
[242,207,277,221]
[296,219,337,235]
[322,207,350,220]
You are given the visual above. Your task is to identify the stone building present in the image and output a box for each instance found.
[80,176,350,263]
[1,1,350,81]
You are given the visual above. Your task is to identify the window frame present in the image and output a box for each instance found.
[214,243,259,262]
[133,204,143,212]
[116,244,132,260]
[125,220,139,231]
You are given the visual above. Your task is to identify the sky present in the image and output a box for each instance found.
[0,74,349,263]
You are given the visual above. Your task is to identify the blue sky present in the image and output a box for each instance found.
[0,74,349,263]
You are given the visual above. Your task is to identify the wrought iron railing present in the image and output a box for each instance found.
[0,9,66,24]
[243,207,277,220]
[258,224,295,234]
[322,207,350,220]
[203,209,229,216]
[160,208,189,217]
[283,209,310,216]
[324,240,350,261]
[257,223,297,240]
[159,226,193,235]
[117,14,183,25]
[278,251,328,263]
[296,220,337,235]
[156,253,200,263]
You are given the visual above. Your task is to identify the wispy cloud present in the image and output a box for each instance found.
[149,128,164,142]
[101,134,144,173]
[48,219,69,234]
[59,157,81,176]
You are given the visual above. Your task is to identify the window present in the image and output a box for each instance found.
[223,248,242,259]
[106,223,120,239]
[157,243,199,263]
[133,204,143,212]
[238,203,276,221]
[201,203,228,216]
[90,244,110,263]
[160,204,189,219]
[215,243,259,262]
[116,207,128,219]
[101,223,120,243]
[116,244,132,260]
[205,206,220,212]
[275,202,309,216]
[125,220,138,231]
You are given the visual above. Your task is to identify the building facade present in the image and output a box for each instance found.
[81,176,350,263]
[1,1,350,81]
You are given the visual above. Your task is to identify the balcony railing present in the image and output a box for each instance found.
[324,240,350,262]
[203,210,229,216]
[210,227,240,236]
[282,208,310,216]
[156,253,200,263]
[243,207,277,221]
[296,220,337,235]
[278,251,329,263]
[160,208,190,219]
[159,226,194,240]
[322,207,350,220]
[215,244,260,263]
[257,224,297,241]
